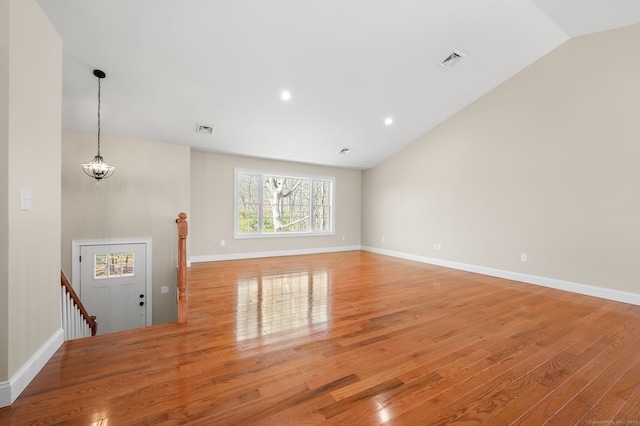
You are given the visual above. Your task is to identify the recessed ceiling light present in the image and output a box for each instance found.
[441,50,465,69]
[280,90,292,101]
[384,117,393,126]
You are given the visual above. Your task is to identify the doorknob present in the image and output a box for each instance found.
[140,301,144,306]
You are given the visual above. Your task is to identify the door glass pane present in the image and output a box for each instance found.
[94,252,135,279]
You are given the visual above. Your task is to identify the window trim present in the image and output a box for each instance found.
[234,168,335,239]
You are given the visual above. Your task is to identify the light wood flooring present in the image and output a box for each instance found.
[2,250,640,425]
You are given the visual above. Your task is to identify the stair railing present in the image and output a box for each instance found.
[60,270,97,339]
[176,212,189,323]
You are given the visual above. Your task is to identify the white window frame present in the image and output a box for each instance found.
[234,168,335,239]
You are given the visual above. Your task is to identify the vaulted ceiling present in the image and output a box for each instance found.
[38,0,640,169]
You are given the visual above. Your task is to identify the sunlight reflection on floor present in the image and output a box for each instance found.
[235,269,330,341]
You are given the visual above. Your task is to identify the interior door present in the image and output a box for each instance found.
[80,243,147,335]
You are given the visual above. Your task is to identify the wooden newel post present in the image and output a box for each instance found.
[176,212,188,323]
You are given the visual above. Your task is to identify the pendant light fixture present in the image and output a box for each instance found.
[82,69,115,182]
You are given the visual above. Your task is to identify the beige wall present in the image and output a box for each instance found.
[362,24,640,296]
[1,0,62,382]
[62,131,190,325]
[0,0,10,383]
[190,151,361,259]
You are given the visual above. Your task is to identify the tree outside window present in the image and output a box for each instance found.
[235,170,334,237]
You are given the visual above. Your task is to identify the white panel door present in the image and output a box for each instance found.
[80,243,147,335]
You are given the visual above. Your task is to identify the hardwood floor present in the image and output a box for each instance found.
[2,250,640,425]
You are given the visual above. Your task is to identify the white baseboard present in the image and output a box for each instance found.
[362,246,640,306]
[0,328,64,408]
[190,245,362,263]
[190,244,640,305]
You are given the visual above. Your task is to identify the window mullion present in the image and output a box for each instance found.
[309,179,314,232]
[258,174,264,234]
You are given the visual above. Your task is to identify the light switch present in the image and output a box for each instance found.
[20,189,32,211]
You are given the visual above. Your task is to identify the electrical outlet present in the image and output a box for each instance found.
[220,240,225,247]
[520,253,528,262]
[381,236,385,243]
[161,286,169,294]
[341,235,346,241]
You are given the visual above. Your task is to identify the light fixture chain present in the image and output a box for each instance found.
[97,76,101,156]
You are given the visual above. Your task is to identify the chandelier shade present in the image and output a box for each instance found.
[82,69,115,182]
[82,154,115,180]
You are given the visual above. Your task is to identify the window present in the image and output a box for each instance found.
[235,169,335,237]
[94,252,135,279]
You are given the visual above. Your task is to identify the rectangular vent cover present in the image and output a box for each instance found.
[196,124,214,135]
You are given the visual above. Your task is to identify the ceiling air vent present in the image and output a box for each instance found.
[440,50,465,69]
[196,123,214,135]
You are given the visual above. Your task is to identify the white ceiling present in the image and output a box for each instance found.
[37,0,640,170]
